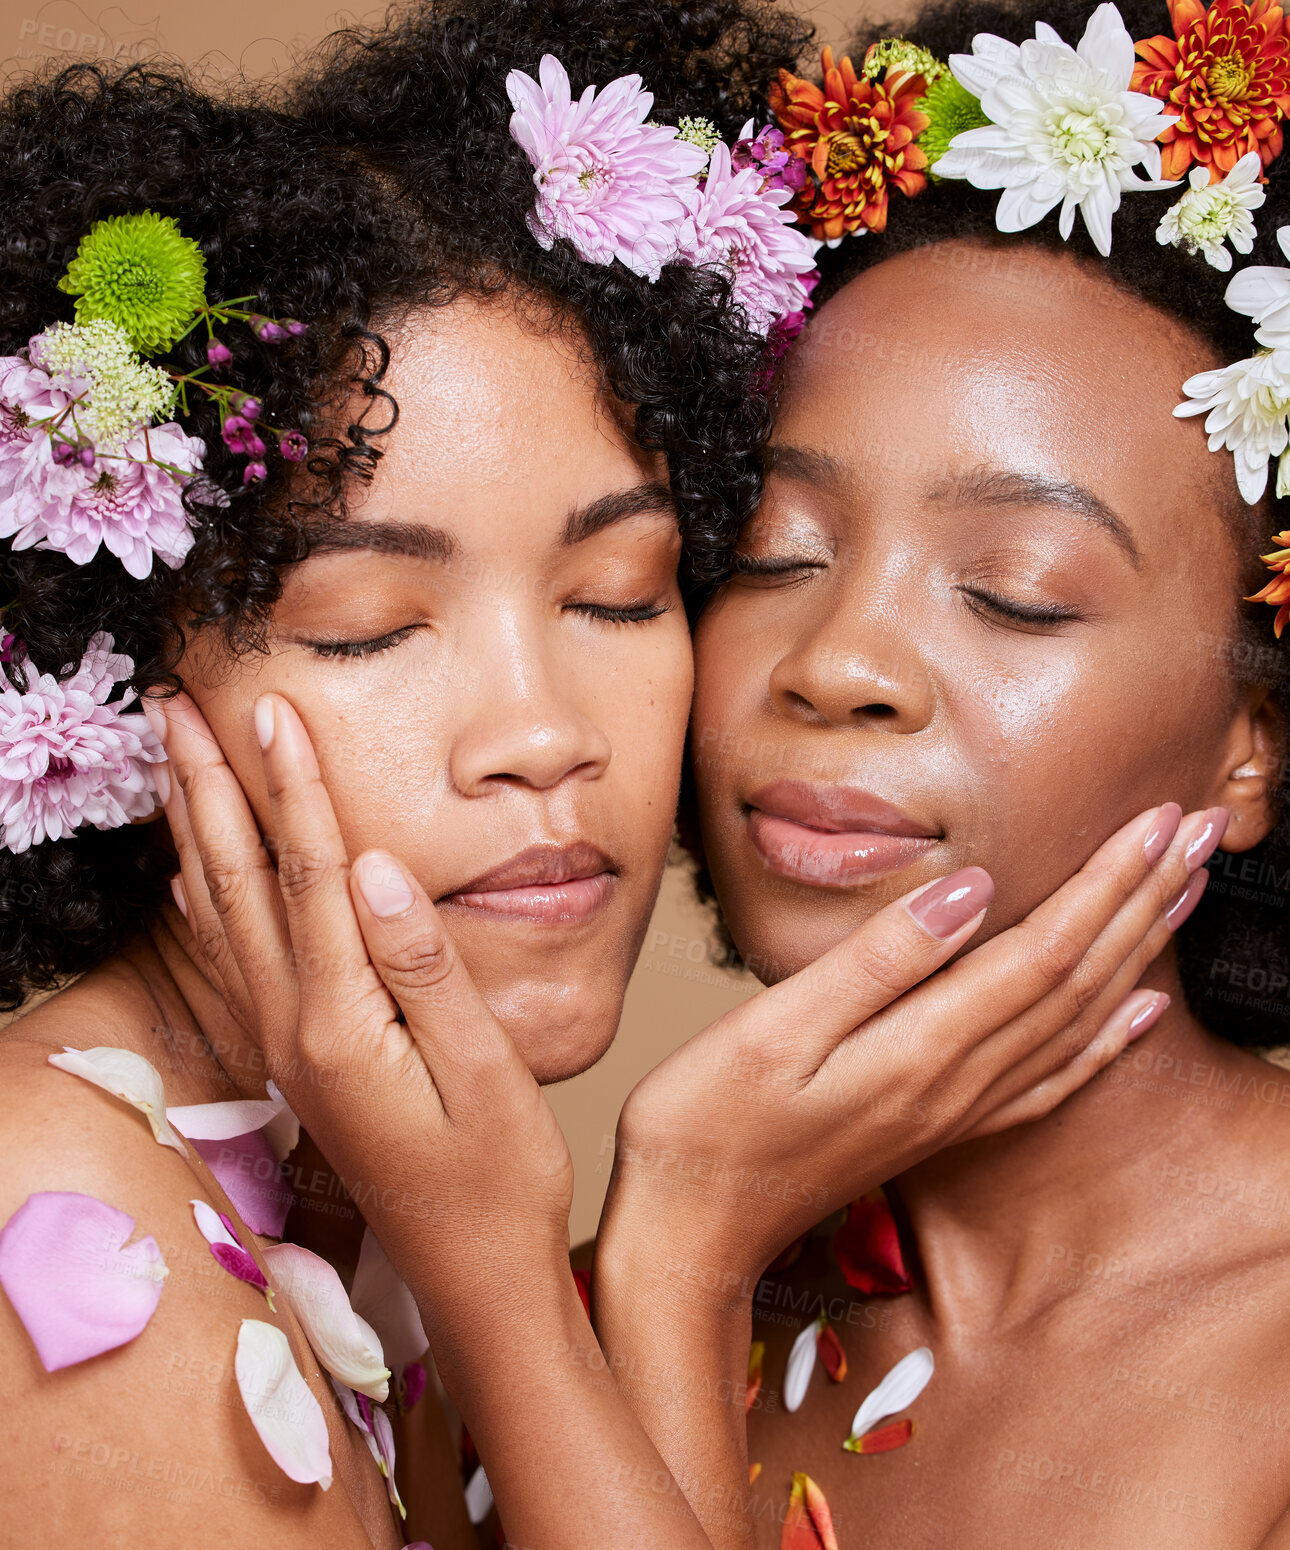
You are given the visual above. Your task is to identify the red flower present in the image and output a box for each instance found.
[1248,530,1290,634]
[769,47,930,239]
[832,1190,912,1295]
[1132,0,1290,181]
[781,1472,839,1550]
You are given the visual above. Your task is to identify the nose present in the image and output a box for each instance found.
[449,623,612,795]
[767,578,935,734]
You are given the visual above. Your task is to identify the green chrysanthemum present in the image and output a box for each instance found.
[862,38,947,83]
[58,211,207,354]
[917,75,992,180]
[676,115,721,156]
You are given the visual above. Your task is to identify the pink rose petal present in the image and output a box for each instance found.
[398,1360,427,1412]
[189,1200,273,1305]
[0,1191,167,1371]
[190,1128,293,1237]
[235,1319,332,1487]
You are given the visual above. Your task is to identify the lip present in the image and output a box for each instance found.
[438,842,617,925]
[745,780,939,888]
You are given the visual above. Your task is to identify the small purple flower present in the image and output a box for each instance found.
[249,315,288,344]
[244,433,267,459]
[279,430,308,462]
[221,414,255,453]
[77,443,96,469]
[0,634,13,664]
[732,120,809,195]
[283,319,307,338]
[206,338,232,367]
[50,440,79,468]
[231,391,262,420]
[243,461,268,486]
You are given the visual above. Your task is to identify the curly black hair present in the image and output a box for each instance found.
[753,0,1290,1047]
[0,0,813,1011]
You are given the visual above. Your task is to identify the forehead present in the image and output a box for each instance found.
[780,241,1228,514]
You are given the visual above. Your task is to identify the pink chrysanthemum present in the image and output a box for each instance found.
[507,54,708,280]
[677,142,820,335]
[0,633,163,853]
[0,342,201,579]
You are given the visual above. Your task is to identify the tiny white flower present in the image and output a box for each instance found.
[1157,152,1264,272]
[933,2,1178,257]
[1175,347,1290,505]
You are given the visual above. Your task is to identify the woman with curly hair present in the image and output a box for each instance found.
[0,1,1220,1546]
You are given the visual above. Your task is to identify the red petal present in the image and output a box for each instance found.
[832,1191,912,1294]
[781,1472,839,1550]
[816,1322,847,1383]
[572,1267,592,1319]
[845,1418,914,1454]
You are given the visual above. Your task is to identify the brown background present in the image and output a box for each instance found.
[0,0,888,1242]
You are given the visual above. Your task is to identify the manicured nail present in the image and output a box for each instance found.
[1128,991,1170,1041]
[1184,807,1229,873]
[153,759,171,805]
[906,867,994,939]
[1166,868,1209,931]
[355,852,415,918]
[170,875,189,920]
[253,697,275,752]
[1142,803,1182,864]
[142,697,167,744]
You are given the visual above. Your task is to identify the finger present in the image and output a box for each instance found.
[957,866,1207,1114]
[152,691,289,1013]
[730,866,995,1073]
[950,806,1221,1085]
[349,850,527,1117]
[958,987,1170,1139]
[254,692,389,1019]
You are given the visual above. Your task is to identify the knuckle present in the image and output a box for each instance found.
[276,842,339,902]
[377,933,455,993]
[1027,921,1085,991]
[836,934,911,1001]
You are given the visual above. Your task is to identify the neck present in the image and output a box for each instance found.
[891,947,1245,1338]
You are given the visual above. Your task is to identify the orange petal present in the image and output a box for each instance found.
[749,1462,762,1485]
[781,1472,839,1550]
[747,1340,765,1414]
[844,1417,914,1454]
[817,1322,847,1383]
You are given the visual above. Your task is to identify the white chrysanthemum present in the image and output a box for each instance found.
[1174,348,1290,505]
[29,320,177,453]
[932,2,1178,257]
[1157,152,1264,272]
[1225,224,1290,349]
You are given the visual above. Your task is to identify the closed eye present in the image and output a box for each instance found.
[303,624,424,659]
[729,553,825,584]
[567,601,671,624]
[960,586,1080,629]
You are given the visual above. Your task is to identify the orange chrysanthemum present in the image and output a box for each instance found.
[1132,0,1290,181]
[769,47,930,239]
[1248,530,1290,633]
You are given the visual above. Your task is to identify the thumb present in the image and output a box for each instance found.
[350,849,525,1115]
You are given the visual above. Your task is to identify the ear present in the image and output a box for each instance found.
[1213,686,1284,854]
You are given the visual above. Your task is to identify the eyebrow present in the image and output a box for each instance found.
[767,443,851,490]
[299,480,675,563]
[928,466,1143,569]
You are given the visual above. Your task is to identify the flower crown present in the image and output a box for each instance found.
[0,212,309,855]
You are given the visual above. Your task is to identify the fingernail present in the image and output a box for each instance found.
[142,697,167,744]
[1142,803,1182,864]
[1128,991,1170,1041]
[254,697,275,752]
[1166,868,1209,931]
[170,875,189,920]
[355,852,415,918]
[1184,807,1229,873]
[153,759,171,805]
[906,867,995,939]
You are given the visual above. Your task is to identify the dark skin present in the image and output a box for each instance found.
[685,241,1290,1547]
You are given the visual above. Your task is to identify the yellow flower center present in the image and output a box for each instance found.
[1205,51,1254,100]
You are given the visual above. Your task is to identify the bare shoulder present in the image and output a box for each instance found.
[0,1013,380,1547]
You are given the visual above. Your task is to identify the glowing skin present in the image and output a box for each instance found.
[690,244,1290,1548]
[181,297,693,1083]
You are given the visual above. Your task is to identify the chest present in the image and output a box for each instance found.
[745,1279,1290,1549]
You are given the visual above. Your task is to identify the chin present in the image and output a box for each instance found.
[477,976,625,1085]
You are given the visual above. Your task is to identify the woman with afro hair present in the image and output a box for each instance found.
[0,0,1226,1546]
